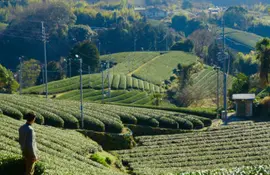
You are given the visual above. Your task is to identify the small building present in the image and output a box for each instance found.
[232,94,256,117]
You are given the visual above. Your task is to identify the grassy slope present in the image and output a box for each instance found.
[132,51,198,85]
[115,120,270,175]
[0,114,125,175]
[225,28,262,50]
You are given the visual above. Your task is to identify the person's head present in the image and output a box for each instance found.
[25,112,36,124]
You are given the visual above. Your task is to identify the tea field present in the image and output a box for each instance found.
[0,114,125,175]
[57,89,156,105]
[190,67,234,99]
[115,121,270,175]
[22,73,163,95]
[131,51,198,85]
[0,94,212,133]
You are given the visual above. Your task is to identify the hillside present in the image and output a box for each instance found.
[224,28,262,53]
[0,114,125,175]
[102,51,198,85]
[115,120,270,174]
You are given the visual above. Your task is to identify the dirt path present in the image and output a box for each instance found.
[127,54,163,76]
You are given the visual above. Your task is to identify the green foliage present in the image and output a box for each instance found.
[69,40,100,75]
[183,115,204,129]
[224,6,248,30]
[0,64,19,93]
[0,154,45,175]
[158,117,178,129]
[171,15,188,31]
[233,52,259,76]
[228,73,250,99]
[0,103,23,120]
[255,38,270,87]
[90,153,110,167]
[171,39,194,52]
[21,59,41,88]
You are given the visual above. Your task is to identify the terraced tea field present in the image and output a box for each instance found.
[23,73,163,95]
[57,89,155,105]
[0,94,211,133]
[115,121,270,175]
[224,28,262,52]
[190,67,234,98]
[132,52,198,85]
[0,114,125,175]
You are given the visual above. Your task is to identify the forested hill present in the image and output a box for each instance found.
[193,0,270,6]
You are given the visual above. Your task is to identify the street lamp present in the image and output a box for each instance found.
[76,54,84,129]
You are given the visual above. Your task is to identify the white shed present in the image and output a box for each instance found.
[232,94,255,117]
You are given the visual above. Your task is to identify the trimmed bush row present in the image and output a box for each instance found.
[183,116,204,129]
[0,103,23,120]
[0,153,45,175]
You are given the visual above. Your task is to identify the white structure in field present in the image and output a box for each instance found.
[232,94,255,117]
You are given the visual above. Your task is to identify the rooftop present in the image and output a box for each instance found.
[232,94,256,100]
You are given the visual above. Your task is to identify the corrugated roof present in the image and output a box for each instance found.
[232,94,255,100]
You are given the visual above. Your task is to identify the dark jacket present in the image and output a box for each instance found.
[19,123,38,159]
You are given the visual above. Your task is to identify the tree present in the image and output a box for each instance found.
[171,15,188,32]
[189,29,215,62]
[69,40,100,76]
[21,59,41,87]
[68,25,94,45]
[233,52,259,76]
[224,6,248,30]
[182,0,193,10]
[47,61,65,82]
[228,73,249,100]
[255,38,270,87]
[0,64,19,93]
[171,39,194,52]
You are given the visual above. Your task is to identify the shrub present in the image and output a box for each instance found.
[133,114,159,127]
[183,115,204,129]
[0,103,23,120]
[0,154,45,175]
[127,76,133,89]
[171,116,193,129]
[104,120,124,133]
[119,75,127,89]
[133,79,139,89]
[118,113,137,124]
[192,115,212,127]
[90,153,109,167]
[144,81,150,91]
[138,80,144,90]
[158,117,178,129]
[112,74,120,89]
[83,116,105,132]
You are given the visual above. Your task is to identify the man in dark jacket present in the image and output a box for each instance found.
[19,112,38,175]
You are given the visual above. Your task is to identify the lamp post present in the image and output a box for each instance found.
[76,54,84,129]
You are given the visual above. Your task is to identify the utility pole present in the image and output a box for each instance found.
[19,56,23,95]
[41,21,48,98]
[76,54,84,129]
[222,17,227,120]
[69,58,72,78]
[42,64,45,92]
[214,66,220,118]
[107,56,111,98]
[99,42,101,54]
[88,66,91,88]
[101,62,105,103]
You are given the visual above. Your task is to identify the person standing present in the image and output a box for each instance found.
[19,112,38,175]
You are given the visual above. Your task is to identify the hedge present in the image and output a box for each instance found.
[119,75,127,90]
[117,112,137,124]
[0,153,45,175]
[0,104,23,120]
[127,76,133,89]
[144,81,150,91]
[193,115,212,127]
[112,74,121,89]
[138,80,144,90]
[170,116,193,130]
[184,115,204,129]
[133,79,139,89]
[103,120,124,133]
[157,117,178,129]
[133,114,159,127]
[81,115,105,132]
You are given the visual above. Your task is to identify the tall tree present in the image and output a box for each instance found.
[224,6,248,30]
[21,59,41,87]
[69,40,100,76]
[256,38,270,87]
[0,64,19,93]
